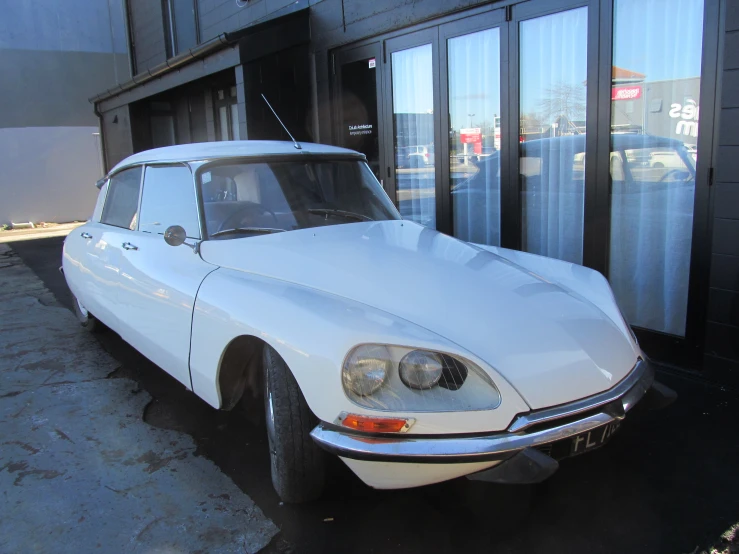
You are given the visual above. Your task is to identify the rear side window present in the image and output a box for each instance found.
[101,167,143,230]
[139,165,201,239]
[91,181,109,222]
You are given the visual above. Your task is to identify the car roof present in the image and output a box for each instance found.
[108,140,363,176]
[521,134,686,152]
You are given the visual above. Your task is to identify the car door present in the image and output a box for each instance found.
[63,166,144,329]
[112,163,216,389]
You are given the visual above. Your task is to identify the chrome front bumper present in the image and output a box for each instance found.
[311,359,657,464]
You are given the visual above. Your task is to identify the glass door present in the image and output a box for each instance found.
[384,29,442,230]
[333,44,385,181]
[606,0,705,339]
[514,4,592,264]
[440,12,506,246]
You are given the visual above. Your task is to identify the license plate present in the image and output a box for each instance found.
[569,421,621,457]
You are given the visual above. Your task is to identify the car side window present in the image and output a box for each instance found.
[91,181,109,222]
[101,166,143,230]
[139,165,201,239]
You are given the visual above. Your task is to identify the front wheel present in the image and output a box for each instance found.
[72,293,105,333]
[263,345,325,503]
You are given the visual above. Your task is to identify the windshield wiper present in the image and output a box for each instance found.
[210,227,286,238]
[308,209,373,222]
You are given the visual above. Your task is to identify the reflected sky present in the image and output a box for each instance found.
[392,0,703,125]
[614,0,703,81]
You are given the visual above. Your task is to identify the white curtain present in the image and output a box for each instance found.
[519,7,588,265]
[608,0,704,336]
[448,28,501,246]
[392,44,436,228]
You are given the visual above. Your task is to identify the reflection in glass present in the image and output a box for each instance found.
[219,106,229,141]
[519,8,588,264]
[230,104,240,140]
[608,0,703,336]
[151,115,176,147]
[448,28,501,246]
[392,44,436,228]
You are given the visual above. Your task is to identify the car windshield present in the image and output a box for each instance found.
[199,159,400,239]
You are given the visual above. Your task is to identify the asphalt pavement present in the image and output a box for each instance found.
[5,234,739,554]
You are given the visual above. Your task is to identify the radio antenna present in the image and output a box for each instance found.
[261,94,301,150]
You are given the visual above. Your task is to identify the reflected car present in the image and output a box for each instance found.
[63,140,674,504]
[650,150,689,169]
[397,144,434,168]
[452,134,695,199]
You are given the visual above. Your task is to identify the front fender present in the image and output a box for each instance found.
[190,268,529,435]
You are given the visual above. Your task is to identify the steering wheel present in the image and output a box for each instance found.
[658,168,690,182]
[217,202,278,233]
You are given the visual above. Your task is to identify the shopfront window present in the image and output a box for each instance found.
[215,87,240,141]
[519,7,588,264]
[392,44,436,228]
[164,0,198,56]
[608,0,704,336]
[448,27,502,246]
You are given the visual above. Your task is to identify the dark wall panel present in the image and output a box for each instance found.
[244,45,313,142]
[725,31,739,70]
[102,105,134,169]
[713,184,739,220]
[708,289,739,328]
[722,69,739,108]
[710,254,739,291]
[129,0,167,72]
[716,146,739,182]
[705,4,739,378]
[719,108,739,145]
[712,219,739,257]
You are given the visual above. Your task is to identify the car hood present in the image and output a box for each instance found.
[199,221,639,409]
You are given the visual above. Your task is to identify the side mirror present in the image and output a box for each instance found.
[164,225,187,247]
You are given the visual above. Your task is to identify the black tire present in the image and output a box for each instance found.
[263,345,325,503]
[652,161,665,169]
[72,293,105,333]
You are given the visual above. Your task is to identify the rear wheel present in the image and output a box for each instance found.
[72,293,104,333]
[263,345,325,503]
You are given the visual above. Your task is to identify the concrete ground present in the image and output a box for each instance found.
[0,242,278,553]
[3,234,739,554]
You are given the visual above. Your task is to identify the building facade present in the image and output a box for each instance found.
[91,0,738,382]
[0,0,130,225]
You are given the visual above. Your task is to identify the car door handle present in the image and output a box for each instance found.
[80,232,92,239]
[122,242,138,251]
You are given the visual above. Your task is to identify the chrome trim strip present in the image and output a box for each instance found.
[311,411,617,464]
[507,359,651,433]
[310,360,655,464]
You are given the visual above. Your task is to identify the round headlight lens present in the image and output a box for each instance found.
[399,350,444,390]
[342,345,391,396]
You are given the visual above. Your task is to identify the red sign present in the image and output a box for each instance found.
[611,86,642,101]
[460,127,482,144]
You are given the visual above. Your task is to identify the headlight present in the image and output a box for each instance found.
[342,344,501,412]
[399,350,443,390]
[342,344,391,396]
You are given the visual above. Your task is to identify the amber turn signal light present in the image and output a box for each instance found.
[339,413,413,433]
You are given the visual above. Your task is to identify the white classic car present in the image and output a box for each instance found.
[63,140,674,503]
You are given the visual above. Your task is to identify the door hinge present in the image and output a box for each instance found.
[383,41,387,64]
[708,166,714,187]
[505,5,512,21]
[331,54,336,75]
